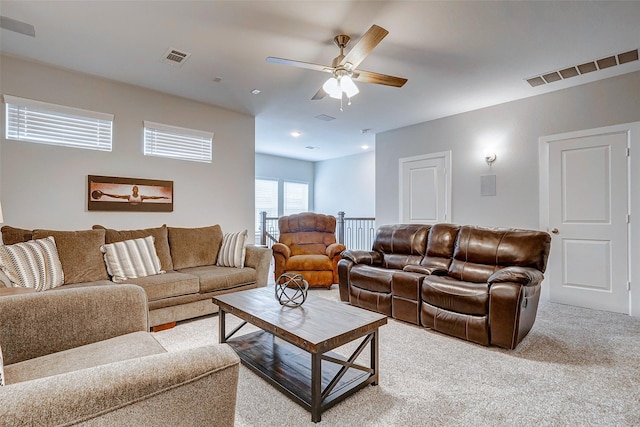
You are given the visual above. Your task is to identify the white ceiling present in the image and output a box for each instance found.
[1,1,639,162]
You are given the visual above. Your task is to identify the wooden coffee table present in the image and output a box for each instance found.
[213,287,387,423]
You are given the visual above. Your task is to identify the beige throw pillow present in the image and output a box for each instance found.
[0,236,64,291]
[93,224,173,271]
[217,230,248,268]
[101,236,164,283]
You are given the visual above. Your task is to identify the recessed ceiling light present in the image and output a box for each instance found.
[305,146,316,150]
[212,77,223,83]
[250,89,261,95]
[290,131,302,137]
[361,145,369,150]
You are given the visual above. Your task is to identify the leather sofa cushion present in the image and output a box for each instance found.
[373,224,430,270]
[350,265,394,294]
[285,254,333,271]
[124,271,199,301]
[178,265,256,293]
[422,276,489,316]
[278,213,338,255]
[449,226,551,282]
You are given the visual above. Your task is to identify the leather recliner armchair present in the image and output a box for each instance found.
[272,212,346,288]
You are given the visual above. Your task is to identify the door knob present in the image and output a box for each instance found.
[551,228,559,234]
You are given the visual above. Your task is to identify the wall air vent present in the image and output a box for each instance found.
[526,48,638,87]
[161,48,191,67]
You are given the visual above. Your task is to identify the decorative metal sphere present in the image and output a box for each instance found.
[275,273,309,307]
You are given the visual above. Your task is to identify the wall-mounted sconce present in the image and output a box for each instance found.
[484,152,497,166]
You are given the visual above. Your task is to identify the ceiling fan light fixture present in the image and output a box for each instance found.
[323,77,342,99]
[341,75,359,98]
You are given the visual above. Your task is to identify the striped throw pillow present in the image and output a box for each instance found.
[216,230,248,268]
[101,236,164,283]
[0,236,64,291]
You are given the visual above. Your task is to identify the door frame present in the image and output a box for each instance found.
[539,122,640,316]
[398,150,452,224]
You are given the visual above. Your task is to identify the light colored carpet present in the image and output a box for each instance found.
[153,286,640,426]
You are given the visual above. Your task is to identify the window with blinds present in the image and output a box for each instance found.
[4,95,113,151]
[284,181,309,215]
[143,121,213,163]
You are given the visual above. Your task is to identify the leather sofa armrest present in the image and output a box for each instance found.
[402,265,448,275]
[271,243,291,259]
[341,249,382,265]
[326,242,346,259]
[0,344,240,426]
[488,266,544,287]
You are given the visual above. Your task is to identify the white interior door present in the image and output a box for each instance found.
[547,131,629,313]
[399,151,451,223]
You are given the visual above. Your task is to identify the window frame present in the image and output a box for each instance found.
[4,94,113,152]
[143,120,213,163]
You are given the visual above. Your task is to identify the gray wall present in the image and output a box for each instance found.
[314,151,375,218]
[0,55,256,239]
[376,71,640,228]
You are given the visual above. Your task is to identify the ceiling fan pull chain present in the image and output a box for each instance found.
[340,95,344,112]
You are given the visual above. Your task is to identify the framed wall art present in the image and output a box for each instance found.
[88,175,173,212]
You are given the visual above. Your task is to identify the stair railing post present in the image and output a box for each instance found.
[337,211,345,245]
[260,211,267,246]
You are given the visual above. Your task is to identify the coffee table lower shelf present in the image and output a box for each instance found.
[225,329,376,422]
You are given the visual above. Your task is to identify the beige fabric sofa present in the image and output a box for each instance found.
[0,224,272,327]
[0,284,240,426]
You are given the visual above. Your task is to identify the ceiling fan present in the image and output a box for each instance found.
[266,24,407,107]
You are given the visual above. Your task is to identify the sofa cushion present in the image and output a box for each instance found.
[422,276,489,316]
[31,229,108,284]
[217,230,247,268]
[349,265,394,294]
[101,236,164,283]
[0,226,33,245]
[0,237,64,291]
[124,271,200,302]
[94,224,173,271]
[4,331,165,385]
[178,265,256,293]
[372,224,430,270]
[285,254,333,271]
[168,225,223,270]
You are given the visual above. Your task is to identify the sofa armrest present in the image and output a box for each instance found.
[326,242,346,259]
[341,249,382,265]
[488,266,544,287]
[244,245,273,288]
[402,265,448,275]
[0,284,148,365]
[271,242,291,259]
[0,344,240,427]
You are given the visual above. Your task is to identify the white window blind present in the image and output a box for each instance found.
[284,181,309,215]
[144,121,213,163]
[4,95,113,151]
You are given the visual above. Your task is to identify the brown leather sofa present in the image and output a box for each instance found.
[272,212,346,288]
[338,223,551,349]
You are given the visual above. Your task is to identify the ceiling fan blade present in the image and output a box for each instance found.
[353,69,408,87]
[340,24,388,69]
[266,57,333,73]
[311,87,326,100]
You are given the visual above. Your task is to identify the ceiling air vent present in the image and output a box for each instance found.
[314,114,336,122]
[526,48,638,87]
[161,48,191,67]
